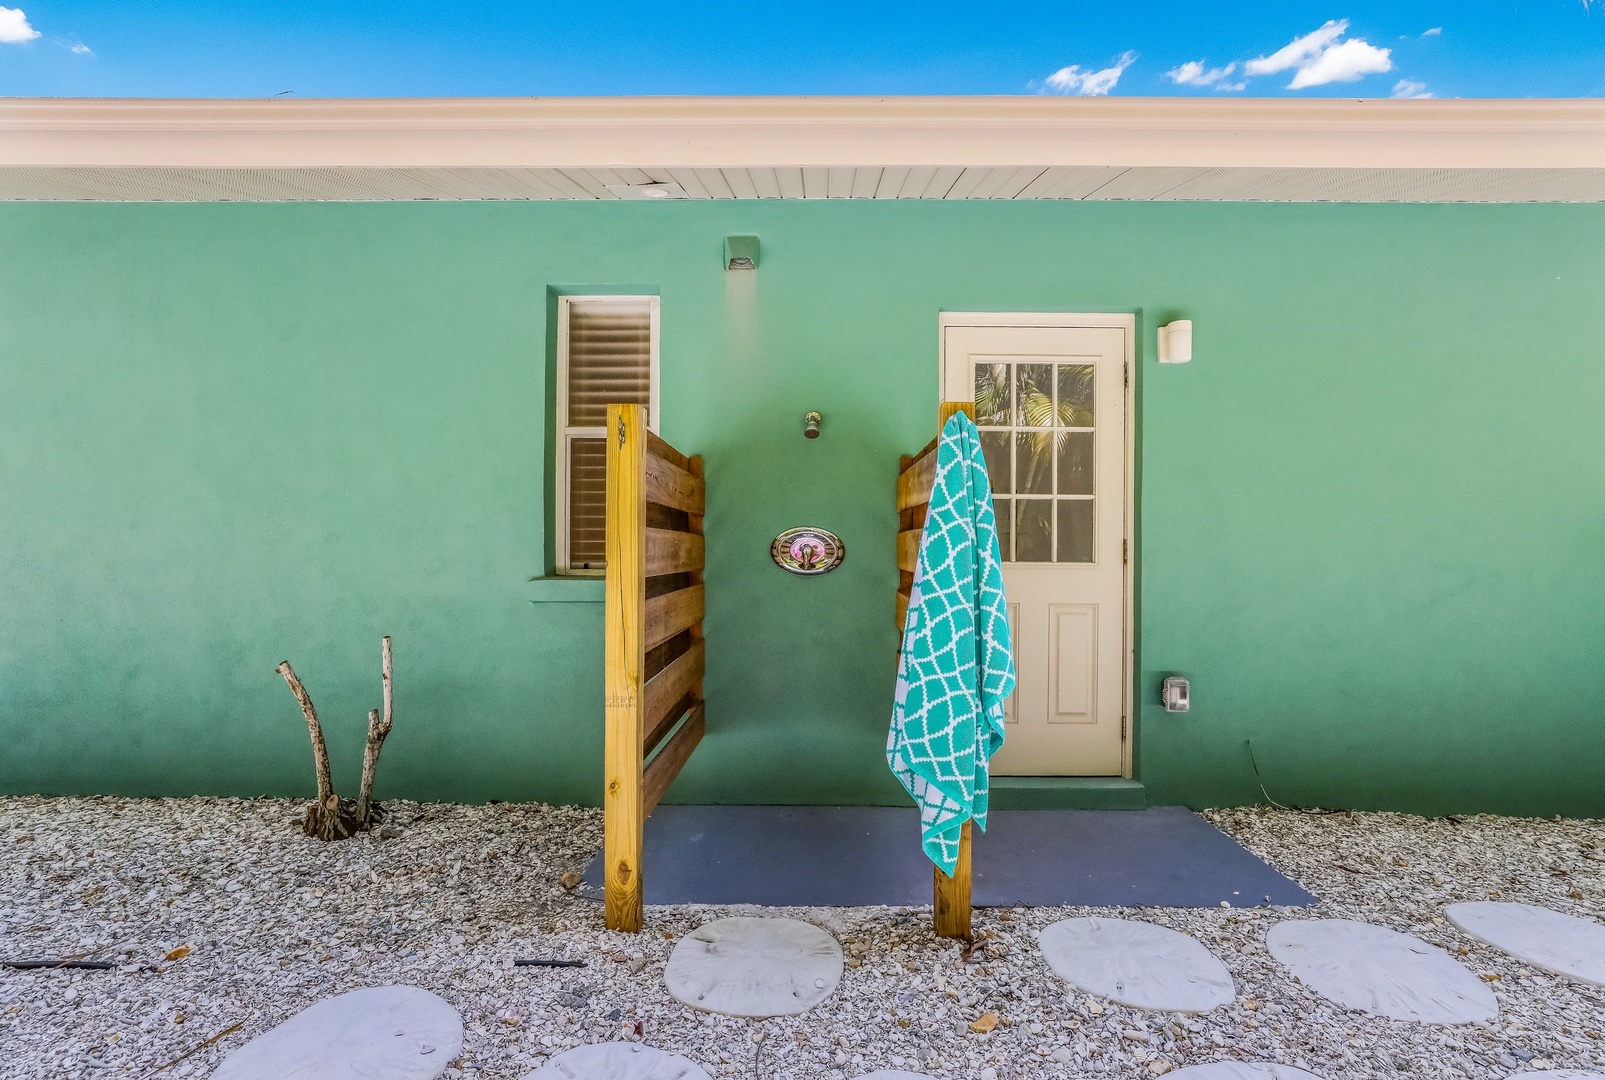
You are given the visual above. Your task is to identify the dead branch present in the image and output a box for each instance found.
[144,1022,242,1078]
[276,660,360,840]
[276,661,333,808]
[355,635,394,827]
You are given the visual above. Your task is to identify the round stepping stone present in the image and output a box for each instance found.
[1266,919,1496,1024]
[1446,902,1605,986]
[1167,1065,1327,1080]
[212,985,462,1080]
[664,916,843,1017]
[1036,916,1235,1013]
[521,1042,713,1080]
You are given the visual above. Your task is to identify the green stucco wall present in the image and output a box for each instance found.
[2,200,1602,816]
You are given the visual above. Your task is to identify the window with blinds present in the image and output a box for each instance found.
[557,297,658,573]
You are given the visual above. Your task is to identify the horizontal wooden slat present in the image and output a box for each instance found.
[647,431,692,472]
[645,689,696,758]
[897,528,920,573]
[644,640,704,748]
[646,528,704,577]
[644,701,704,815]
[645,583,704,651]
[895,590,909,633]
[897,449,938,511]
[645,449,706,515]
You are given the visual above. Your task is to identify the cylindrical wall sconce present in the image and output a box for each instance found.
[1158,320,1193,364]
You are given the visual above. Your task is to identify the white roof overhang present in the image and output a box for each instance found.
[3,96,1604,203]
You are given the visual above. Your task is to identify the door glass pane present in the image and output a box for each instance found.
[980,430,1012,494]
[1058,363,1095,426]
[1016,364,1054,427]
[1016,432,1053,495]
[1057,431,1094,495]
[568,437,608,570]
[974,364,1010,427]
[993,498,1012,562]
[1057,500,1095,563]
[1016,500,1053,562]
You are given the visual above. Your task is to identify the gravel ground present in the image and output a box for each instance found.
[2,798,1603,1080]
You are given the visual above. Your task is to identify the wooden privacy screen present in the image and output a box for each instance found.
[896,400,977,940]
[604,403,706,932]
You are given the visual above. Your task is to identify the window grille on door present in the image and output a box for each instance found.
[974,361,1095,563]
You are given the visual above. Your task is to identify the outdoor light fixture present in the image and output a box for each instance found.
[803,411,822,439]
[1162,676,1191,713]
[724,235,759,271]
[1157,320,1193,364]
[603,181,688,200]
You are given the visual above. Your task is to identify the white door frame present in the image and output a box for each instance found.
[938,311,1136,779]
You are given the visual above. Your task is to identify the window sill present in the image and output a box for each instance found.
[528,575,605,604]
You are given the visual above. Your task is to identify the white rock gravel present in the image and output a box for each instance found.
[1266,918,1497,1024]
[521,1040,713,1079]
[211,984,463,1080]
[1447,902,1605,987]
[4,797,1605,1079]
[850,1071,940,1079]
[1037,916,1235,1014]
[664,916,843,1017]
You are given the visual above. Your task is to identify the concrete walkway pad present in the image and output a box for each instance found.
[1446,902,1605,987]
[1267,919,1496,1024]
[211,985,462,1080]
[664,916,843,1017]
[1037,916,1235,1013]
[521,1042,713,1079]
[1168,1065,1327,1079]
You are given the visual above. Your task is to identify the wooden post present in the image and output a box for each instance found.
[933,400,977,940]
[934,821,973,940]
[937,399,973,431]
[604,403,648,932]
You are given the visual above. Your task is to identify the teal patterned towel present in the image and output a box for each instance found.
[887,410,1017,874]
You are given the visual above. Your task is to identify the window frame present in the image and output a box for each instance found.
[554,295,661,576]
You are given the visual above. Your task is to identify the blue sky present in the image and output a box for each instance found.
[1,2,1601,99]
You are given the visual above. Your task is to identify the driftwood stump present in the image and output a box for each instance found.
[355,636,394,825]
[276,635,395,841]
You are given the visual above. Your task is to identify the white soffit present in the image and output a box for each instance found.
[3,96,1604,204]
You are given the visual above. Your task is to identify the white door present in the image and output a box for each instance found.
[941,317,1130,776]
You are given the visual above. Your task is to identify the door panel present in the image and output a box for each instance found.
[1050,604,1097,723]
[943,321,1127,776]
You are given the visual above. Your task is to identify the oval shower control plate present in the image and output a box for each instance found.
[770,527,845,575]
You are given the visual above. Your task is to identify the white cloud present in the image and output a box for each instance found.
[1244,20,1348,76]
[1166,60,1237,87]
[1245,19,1392,89]
[1423,27,1442,36]
[0,5,40,44]
[1392,79,1433,98]
[70,42,91,55]
[1043,51,1137,96]
[1288,37,1393,88]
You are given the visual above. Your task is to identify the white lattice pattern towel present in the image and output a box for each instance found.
[887,410,1016,874]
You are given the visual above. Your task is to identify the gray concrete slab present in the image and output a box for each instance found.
[580,805,1315,908]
